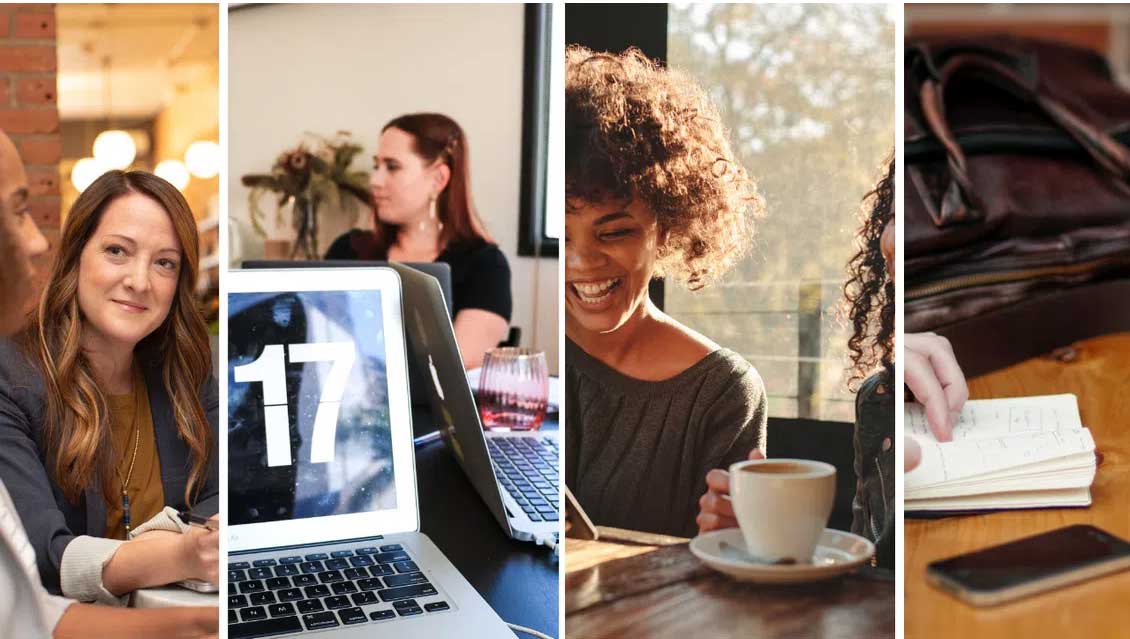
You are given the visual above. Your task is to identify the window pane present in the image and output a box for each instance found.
[545,4,563,241]
[666,3,895,422]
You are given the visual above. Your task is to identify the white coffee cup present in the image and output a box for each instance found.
[728,458,836,564]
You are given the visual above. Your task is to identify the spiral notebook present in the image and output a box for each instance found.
[905,394,1097,513]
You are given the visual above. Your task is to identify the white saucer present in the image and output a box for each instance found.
[689,528,875,584]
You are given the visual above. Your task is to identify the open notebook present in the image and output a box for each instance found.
[905,394,1097,513]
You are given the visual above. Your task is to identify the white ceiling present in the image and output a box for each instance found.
[57,3,218,121]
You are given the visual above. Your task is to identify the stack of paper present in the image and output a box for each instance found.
[905,394,1097,512]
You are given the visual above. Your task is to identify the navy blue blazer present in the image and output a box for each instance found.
[0,338,219,594]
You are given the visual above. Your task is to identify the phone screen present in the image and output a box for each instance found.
[929,525,1130,592]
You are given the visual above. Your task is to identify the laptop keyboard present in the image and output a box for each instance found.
[228,542,451,637]
[489,436,559,522]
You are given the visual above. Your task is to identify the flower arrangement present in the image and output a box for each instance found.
[241,131,371,259]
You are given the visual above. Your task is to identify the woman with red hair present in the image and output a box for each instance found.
[326,113,512,369]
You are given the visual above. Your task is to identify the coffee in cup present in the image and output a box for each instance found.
[728,458,836,564]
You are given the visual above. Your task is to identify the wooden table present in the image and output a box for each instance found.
[565,527,894,638]
[905,333,1130,639]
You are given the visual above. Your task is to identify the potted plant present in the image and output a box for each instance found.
[242,131,371,259]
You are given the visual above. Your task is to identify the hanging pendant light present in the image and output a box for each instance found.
[184,140,220,178]
[71,157,105,192]
[155,159,190,190]
[93,130,136,170]
[92,54,135,170]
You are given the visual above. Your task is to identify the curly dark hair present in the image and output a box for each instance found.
[565,46,762,290]
[844,153,894,389]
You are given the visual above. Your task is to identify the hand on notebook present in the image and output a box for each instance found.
[696,448,765,533]
[179,514,220,584]
[906,333,968,444]
[905,438,922,472]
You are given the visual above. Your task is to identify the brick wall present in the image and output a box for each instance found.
[0,3,59,239]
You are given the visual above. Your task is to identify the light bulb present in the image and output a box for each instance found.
[71,157,105,192]
[155,159,190,191]
[92,130,136,170]
[184,140,220,179]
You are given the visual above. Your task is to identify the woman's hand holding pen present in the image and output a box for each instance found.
[179,515,220,584]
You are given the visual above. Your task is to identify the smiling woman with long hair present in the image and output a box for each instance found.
[0,139,215,637]
[0,170,218,604]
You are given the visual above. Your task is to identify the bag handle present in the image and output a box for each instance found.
[918,51,1130,227]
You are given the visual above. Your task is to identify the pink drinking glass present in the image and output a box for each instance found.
[476,347,549,431]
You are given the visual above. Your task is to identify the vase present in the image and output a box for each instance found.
[290,196,321,260]
[263,239,291,260]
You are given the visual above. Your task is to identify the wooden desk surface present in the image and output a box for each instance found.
[566,527,894,638]
[905,333,1130,639]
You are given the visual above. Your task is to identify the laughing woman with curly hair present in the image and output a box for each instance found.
[564,46,767,538]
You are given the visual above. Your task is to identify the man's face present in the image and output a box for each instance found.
[0,133,49,335]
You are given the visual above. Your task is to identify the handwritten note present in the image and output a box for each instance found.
[904,394,1082,441]
[907,429,1095,490]
[905,394,1096,508]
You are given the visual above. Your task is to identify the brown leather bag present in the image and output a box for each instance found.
[905,36,1130,376]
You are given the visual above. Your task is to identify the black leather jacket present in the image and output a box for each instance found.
[851,372,894,569]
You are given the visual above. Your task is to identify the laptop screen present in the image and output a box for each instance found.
[228,288,398,526]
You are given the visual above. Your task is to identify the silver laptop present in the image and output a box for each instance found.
[240,260,453,318]
[388,263,560,544]
[241,259,453,422]
[226,267,515,638]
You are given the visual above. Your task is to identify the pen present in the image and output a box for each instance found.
[177,509,219,532]
[413,430,443,447]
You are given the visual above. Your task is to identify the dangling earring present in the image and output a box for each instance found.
[418,194,436,232]
[429,193,444,233]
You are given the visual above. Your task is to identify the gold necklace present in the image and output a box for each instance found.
[111,366,143,538]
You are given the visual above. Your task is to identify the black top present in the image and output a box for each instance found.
[0,339,219,594]
[565,338,767,538]
[850,372,895,570]
[326,229,513,322]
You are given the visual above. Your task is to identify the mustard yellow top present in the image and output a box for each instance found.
[104,367,165,540]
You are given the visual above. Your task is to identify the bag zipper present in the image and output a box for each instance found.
[907,253,1130,301]
[869,456,886,568]
[907,127,1130,161]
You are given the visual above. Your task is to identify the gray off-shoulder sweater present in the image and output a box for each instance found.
[565,338,767,538]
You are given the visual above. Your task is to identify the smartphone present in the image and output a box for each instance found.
[927,524,1130,606]
[177,578,218,593]
[565,486,598,541]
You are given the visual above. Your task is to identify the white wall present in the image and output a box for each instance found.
[229,3,559,371]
